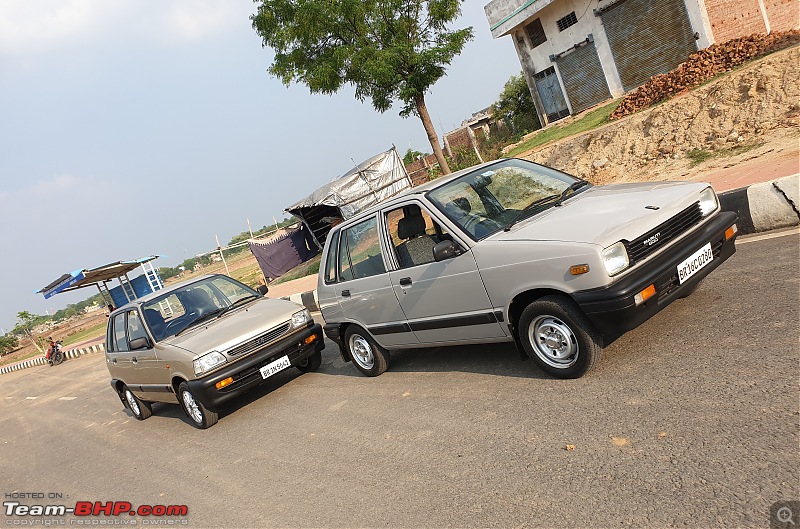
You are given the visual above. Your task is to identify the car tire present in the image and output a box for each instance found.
[519,295,603,379]
[296,350,322,373]
[344,326,389,377]
[178,382,218,429]
[123,385,152,420]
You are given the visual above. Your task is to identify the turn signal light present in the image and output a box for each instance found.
[725,224,738,240]
[569,264,590,275]
[304,334,318,345]
[215,377,234,390]
[634,284,656,306]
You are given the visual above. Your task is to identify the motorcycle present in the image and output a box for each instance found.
[46,338,65,366]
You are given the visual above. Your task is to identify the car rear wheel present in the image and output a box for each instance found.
[296,350,322,373]
[344,326,389,377]
[519,295,602,379]
[178,382,218,429]
[123,385,152,420]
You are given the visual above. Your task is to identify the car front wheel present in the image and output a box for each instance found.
[519,295,603,379]
[344,326,389,377]
[178,382,218,429]
[123,385,152,420]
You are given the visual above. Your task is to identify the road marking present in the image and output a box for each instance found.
[25,396,38,400]
[738,226,799,245]
[59,397,77,401]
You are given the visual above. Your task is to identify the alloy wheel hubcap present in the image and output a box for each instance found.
[125,389,140,416]
[182,391,203,424]
[529,315,579,368]
[349,334,374,369]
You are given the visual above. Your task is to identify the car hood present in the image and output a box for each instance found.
[494,181,710,247]
[162,297,304,357]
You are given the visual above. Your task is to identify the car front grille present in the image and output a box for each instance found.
[626,202,703,265]
[227,322,291,356]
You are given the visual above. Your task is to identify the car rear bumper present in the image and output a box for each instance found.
[186,323,324,411]
[572,211,738,343]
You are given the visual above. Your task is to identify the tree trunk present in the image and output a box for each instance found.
[27,333,42,353]
[414,95,451,175]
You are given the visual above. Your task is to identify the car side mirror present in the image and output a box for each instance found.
[433,240,459,262]
[257,285,268,296]
[130,337,151,350]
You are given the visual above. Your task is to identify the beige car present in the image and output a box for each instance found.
[105,274,323,428]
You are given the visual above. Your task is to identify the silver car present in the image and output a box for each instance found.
[317,158,738,378]
[106,274,324,428]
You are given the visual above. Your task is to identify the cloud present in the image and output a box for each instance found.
[0,0,252,57]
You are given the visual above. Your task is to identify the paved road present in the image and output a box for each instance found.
[1,231,797,528]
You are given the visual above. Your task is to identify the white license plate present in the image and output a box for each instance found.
[677,242,713,284]
[260,355,291,379]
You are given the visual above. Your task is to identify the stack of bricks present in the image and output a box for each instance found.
[610,30,800,121]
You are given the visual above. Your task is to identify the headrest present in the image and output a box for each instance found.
[397,214,427,240]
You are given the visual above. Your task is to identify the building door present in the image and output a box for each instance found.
[599,0,698,91]
[533,66,569,123]
[556,40,612,114]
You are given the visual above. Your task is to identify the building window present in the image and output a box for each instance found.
[525,18,547,48]
[557,11,578,31]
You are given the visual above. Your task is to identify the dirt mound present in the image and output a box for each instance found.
[521,46,799,185]
[611,31,800,120]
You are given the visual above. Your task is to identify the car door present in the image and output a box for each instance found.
[336,215,418,347]
[383,201,506,344]
[125,308,170,399]
[106,312,130,382]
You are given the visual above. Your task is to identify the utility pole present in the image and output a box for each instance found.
[215,234,230,276]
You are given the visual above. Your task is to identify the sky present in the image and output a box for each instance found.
[0,0,522,333]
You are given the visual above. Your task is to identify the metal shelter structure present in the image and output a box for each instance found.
[36,256,163,309]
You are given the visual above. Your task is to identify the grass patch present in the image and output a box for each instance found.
[0,349,42,367]
[62,322,107,347]
[271,255,322,285]
[687,142,764,167]
[507,100,621,157]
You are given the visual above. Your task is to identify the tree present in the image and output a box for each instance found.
[0,335,19,356]
[403,148,429,165]
[251,0,473,175]
[15,311,43,353]
[492,73,541,137]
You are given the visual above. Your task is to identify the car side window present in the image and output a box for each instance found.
[325,229,340,284]
[113,313,129,352]
[127,310,148,344]
[386,204,448,269]
[338,216,386,281]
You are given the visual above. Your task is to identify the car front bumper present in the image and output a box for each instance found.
[572,211,738,343]
[187,323,324,411]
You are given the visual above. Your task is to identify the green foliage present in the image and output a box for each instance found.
[448,147,481,172]
[252,0,473,117]
[14,311,43,336]
[492,73,541,137]
[0,335,19,356]
[403,148,429,165]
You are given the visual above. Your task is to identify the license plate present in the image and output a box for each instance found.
[260,355,291,379]
[677,242,713,284]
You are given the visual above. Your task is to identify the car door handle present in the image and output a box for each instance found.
[131,357,138,364]
[341,290,351,297]
[111,358,117,364]
[399,277,412,286]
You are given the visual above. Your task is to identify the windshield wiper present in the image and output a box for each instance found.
[175,308,227,336]
[503,181,589,232]
[219,295,259,316]
[554,180,588,207]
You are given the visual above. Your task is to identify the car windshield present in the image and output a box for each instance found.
[427,159,588,240]
[141,276,259,341]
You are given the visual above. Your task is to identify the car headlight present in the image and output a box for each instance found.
[601,242,630,276]
[193,351,226,376]
[291,308,311,329]
[698,187,718,217]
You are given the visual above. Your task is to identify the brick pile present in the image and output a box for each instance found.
[610,30,800,121]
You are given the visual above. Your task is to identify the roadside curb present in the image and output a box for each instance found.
[719,174,799,235]
[0,343,105,375]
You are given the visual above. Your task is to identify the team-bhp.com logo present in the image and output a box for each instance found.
[4,499,188,525]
